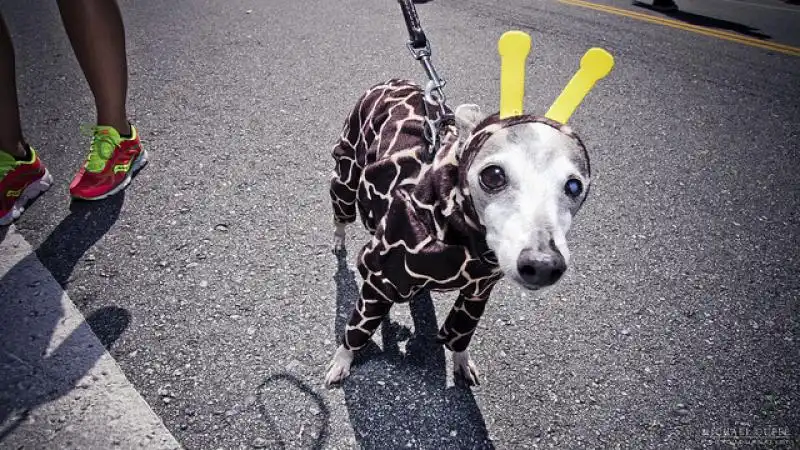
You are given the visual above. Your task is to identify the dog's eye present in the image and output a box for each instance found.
[479,165,507,192]
[565,178,583,197]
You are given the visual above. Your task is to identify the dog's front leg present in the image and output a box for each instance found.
[325,279,395,386]
[437,290,492,386]
[325,344,354,386]
[452,349,480,386]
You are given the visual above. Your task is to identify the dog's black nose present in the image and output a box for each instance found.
[517,248,566,287]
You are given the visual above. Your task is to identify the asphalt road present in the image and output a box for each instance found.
[1,0,799,448]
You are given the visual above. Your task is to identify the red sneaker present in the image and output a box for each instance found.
[0,146,53,226]
[69,124,148,200]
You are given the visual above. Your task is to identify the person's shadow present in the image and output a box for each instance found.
[0,195,130,442]
[333,249,494,449]
[34,194,126,287]
[633,1,772,39]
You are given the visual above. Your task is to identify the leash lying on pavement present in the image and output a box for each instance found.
[397,0,454,161]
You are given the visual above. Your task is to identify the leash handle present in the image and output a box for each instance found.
[396,0,446,104]
[398,0,427,50]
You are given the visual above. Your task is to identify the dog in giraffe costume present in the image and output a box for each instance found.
[325,33,614,386]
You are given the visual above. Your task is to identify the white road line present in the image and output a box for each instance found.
[0,225,182,449]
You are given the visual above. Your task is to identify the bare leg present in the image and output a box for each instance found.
[0,12,26,158]
[57,0,131,135]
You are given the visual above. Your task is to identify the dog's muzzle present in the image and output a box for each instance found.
[516,247,566,288]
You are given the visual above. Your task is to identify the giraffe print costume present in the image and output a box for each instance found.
[330,79,587,353]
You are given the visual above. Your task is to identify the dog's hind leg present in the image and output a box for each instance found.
[332,221,347,252]
[330,111,363,251]
[325,278,395,386]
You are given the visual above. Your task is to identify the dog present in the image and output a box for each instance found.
[326,79,590,386]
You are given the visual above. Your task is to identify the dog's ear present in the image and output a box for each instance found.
[454,104,484,140]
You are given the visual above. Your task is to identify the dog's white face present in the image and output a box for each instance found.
[456,105,591,290]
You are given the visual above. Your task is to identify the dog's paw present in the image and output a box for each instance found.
[332,222,347,252]
[324,345,354,387]
[452,350,480,386]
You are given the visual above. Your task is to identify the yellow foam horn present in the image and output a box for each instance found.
[498,31,532,119]
[545,48,614,124]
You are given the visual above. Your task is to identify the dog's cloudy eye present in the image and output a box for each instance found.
[565,178,583,197]
[479,165,507,192]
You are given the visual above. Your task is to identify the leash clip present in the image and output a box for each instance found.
[406,41,431,60]
[398,0,450,161]
[423,117,439,157]
[422,81,455,163]
[421,80,450,162]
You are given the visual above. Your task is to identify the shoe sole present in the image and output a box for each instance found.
[71,149,149,201]
[0,169,54,226]
[651,4,678,11]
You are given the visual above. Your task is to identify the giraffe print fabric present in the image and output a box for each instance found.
[329,79,587,354]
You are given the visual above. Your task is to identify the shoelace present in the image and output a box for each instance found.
[81,125,122,173]
[0,151,20,179]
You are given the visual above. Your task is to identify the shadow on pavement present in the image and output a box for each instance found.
[333,250,494,449]
[0,305,130,441]
[633,1,772,39]
[0,194,129,442]
[35,194,125,287]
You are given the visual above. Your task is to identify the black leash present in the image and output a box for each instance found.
[397,0,453,161]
